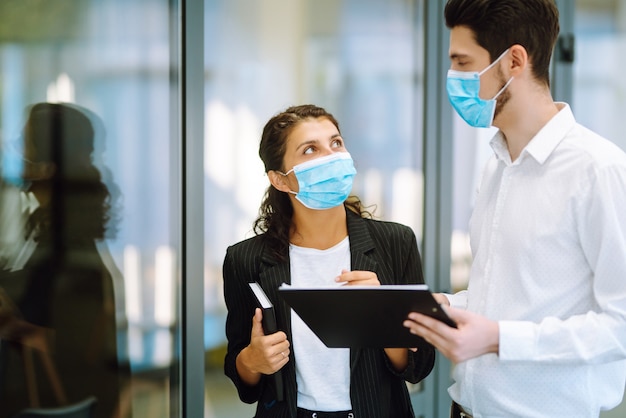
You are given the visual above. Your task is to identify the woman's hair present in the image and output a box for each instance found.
[254,104,369,260]
[444,0,560,86]
[23,102,112,243]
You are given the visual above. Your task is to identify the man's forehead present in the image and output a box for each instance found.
[448,26,488,60]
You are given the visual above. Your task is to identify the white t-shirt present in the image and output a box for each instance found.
[289,236,352,412]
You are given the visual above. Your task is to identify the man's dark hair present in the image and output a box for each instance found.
[444,0,560,86]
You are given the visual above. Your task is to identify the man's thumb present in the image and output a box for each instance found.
[441,304,463,324]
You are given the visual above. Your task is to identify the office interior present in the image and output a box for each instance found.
[0,0,625,417]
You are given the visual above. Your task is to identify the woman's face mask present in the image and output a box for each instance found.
[279,152,356,210]
[446,48,513,128]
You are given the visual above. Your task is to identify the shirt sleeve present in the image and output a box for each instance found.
[446,290,468,309]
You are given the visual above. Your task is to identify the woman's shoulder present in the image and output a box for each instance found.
[347,211,417,246]
[360,216,416,237]
[226,233,266,255]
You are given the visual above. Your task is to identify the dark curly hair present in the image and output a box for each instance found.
[254,104,370,261]
[23,102,113,244]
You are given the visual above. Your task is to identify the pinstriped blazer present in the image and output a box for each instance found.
[223,208,435,418]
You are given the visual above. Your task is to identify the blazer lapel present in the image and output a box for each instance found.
[258,249,292,337]
[346,209,377,273]
[258,246,297,412]
[345,210,378,370]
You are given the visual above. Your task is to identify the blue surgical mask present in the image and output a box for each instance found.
[279,152,356,210]
[446,49,514,128]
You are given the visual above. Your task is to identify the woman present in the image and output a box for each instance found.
[223,104,435,418]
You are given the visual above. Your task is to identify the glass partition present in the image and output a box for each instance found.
[203,0,426,415]
[574,3,626,416]
[0,1,182,417]
[573,0,626,152]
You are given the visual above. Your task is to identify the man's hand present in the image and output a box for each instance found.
[403,306,499,364]
[432,292,450,306]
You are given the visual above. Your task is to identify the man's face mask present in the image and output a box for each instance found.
[279,152,356,210]
[446,48,513,128]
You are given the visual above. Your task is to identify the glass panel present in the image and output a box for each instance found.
[573,0,626,152]
[0,1,181,418]
[450,121,494,293]
[204,0,424,415]
[574,3,626,416]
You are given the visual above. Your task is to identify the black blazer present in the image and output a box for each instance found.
[223,209,435,418]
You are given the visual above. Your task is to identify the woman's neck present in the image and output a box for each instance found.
[290,205,348,250]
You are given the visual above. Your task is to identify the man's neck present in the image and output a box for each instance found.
[497,94,560,162]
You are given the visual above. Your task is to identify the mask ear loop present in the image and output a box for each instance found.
[492,76,514,100]
[478,48,511,77]
[275,169,297,195]
[478,48,514,100]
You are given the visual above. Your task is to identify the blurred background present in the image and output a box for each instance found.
[0,0,624,417]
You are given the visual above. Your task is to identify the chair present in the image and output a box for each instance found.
[11,396,97,418]
[0,287,67,407]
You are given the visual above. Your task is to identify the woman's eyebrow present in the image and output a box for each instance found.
[295,139,319,152]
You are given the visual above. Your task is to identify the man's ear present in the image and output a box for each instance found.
[268,170,291,193]
[508,44,528,77]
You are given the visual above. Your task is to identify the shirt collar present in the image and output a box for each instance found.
[490,102,576,165]
[20,190,40,215]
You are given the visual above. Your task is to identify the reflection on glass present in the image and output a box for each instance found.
[0,1,181,417]
[0,103,129,418]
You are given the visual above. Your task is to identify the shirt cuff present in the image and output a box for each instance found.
[446,290,468,309]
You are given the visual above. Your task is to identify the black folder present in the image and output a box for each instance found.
[278,284,456,348]
[248,282,284,401]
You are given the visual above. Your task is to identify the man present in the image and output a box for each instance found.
[404,0,626,417]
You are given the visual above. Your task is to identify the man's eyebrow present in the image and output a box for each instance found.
[449,53,469,60]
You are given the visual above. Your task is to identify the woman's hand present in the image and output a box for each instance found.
[335,269,380,286]
[236,308,290,386]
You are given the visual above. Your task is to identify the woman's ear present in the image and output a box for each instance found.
[268,170,292,193]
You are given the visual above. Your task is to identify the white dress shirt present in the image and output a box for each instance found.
[447,103,626,417]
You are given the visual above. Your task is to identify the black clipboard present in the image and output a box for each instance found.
[248,282,284,401]
[278,283,456,348]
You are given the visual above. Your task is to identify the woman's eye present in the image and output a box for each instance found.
[332,139,343,148]
[303,146,314,155]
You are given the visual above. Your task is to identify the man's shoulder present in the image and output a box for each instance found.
[562,123,626,170]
